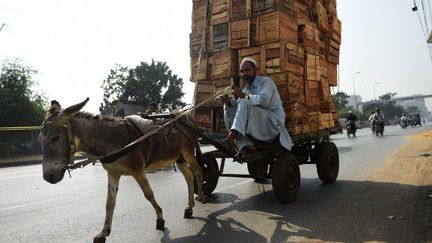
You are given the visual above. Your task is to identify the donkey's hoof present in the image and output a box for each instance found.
[184,208,193,218]
[156,219,165,230]
[93,236,106,243]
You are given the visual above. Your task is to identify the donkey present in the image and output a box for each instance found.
[38,98,206,242]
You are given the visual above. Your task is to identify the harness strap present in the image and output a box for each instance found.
[65,122,76,166]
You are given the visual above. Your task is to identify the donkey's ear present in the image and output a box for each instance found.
[62,98,90,117]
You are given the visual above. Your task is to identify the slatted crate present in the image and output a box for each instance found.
[230,0,252,20]
[253,0,296,17]
[211,0,230,25]
[256,11,298,44]
[230,19,251,49]
[212,50,238,79]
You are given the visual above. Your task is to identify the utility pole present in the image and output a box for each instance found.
[352,71,360,111]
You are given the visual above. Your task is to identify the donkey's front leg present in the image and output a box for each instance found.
[94,172,121,243]
[133,171,165,230]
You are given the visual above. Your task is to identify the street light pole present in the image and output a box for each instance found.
[373,82,380,100]
[352,71,360,111]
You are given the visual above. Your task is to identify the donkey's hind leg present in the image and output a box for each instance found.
[94,172,121,243]
[182,149,206,204]
[176,161,196,218]
[133,171,165,230]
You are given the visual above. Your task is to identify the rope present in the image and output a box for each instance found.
[0,126,42,131]
[193,0,213,105]
[67,86,234,170]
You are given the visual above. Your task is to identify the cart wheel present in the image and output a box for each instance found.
[247,158,271,180]
[194,154,219,195]
[272,153,300,203]
[314,142,339,183]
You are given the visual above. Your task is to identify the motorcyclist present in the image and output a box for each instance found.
[346,111,357,136]
[347,111,357,125]
[400,113,408,128]
[372,108,384,134]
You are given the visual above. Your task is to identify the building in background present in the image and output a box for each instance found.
[347,95,362,110]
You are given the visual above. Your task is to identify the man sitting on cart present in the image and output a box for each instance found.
[219,57,293,156]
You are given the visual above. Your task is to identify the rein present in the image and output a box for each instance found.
[65,86,234,171]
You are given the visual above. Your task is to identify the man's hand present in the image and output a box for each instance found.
[232,85,245,99]
[221,95,231,104]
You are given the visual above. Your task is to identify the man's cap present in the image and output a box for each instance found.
[348,110,352,113]
[240,57,257,68]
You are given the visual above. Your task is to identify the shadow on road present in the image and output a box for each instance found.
[162,178,432,242]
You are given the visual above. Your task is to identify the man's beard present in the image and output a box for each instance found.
[243,75,256,84]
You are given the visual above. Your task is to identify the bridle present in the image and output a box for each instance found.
[43,120,77,167]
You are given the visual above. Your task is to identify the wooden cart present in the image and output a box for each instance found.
[175,117,340,203]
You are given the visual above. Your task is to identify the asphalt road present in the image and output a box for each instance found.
[0,124,430,242]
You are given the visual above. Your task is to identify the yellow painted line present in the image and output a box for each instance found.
[0,126,42,131]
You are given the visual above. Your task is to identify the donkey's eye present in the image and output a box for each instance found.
[51,136,60,143]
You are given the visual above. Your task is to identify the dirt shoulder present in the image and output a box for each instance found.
[369,130,432,242]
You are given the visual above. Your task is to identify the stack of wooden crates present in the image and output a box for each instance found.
[190,0,341,135]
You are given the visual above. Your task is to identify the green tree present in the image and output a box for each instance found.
[100,60,186,113]
[379,92,397,100]
[332,91,349,110]
[0,60,47,126]
[406,105,420,114]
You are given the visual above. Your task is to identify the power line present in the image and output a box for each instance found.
[0,23,5,32]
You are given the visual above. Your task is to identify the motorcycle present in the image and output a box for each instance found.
[373,119,385,136]
[399,118,408,129]
[346,120,357,137]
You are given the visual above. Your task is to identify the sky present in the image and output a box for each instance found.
[0,0,431,113]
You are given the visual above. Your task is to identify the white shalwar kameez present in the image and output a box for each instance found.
[224,76,293,150]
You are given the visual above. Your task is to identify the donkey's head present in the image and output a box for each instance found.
[39,98,89,184]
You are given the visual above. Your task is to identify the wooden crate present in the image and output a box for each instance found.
[230,19,251,49]
[211,22,229,52]
[319,112,335,130]
[312,0,328,31]
[190,30,211,57]
[327,62,337,86]
[319,57,328,78]
[196,80,216,93]
[211,0,229,25]
[195,92,215,107]
[298,20,320,49]
[306,53,321,81]
[230,0,252,20]
[191,55,212,81]
[194,107,212,129]
[293,0,310,22]
[253,0,295,17]
[262,42,305,75]
[324,0,337,16]
[328,15,342,37]
[192,0,208,31]
[256,11,297,44]
[320,77,331,101]
[212,50,238,79]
